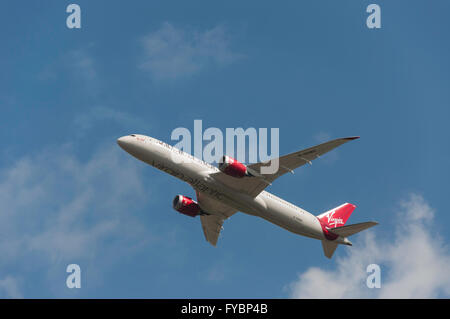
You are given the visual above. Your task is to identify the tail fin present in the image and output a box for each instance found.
[317,203,356,228]
[317,204,379,259]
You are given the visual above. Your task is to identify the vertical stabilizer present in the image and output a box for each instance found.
[317,203,356,228]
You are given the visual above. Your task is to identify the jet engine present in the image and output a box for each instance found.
[218,155,252,178]
[172,195,201,217]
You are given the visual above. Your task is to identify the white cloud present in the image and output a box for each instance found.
[0,276,23,299]
[139,22,241,81]
[67,48,97,81]
[286,194,450,298]
[0,144,156,296]
[38,47,96,82]
[204,256,233,283]
[73,105,147,133]
[206,266,226,283]
[37,46,99,96]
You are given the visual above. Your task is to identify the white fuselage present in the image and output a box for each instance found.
[117,134,329,242]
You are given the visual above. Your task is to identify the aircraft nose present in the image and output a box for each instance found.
[117,135,132,149]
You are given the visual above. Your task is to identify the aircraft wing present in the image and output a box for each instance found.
[211,137,360,197]
[196,191,237,246]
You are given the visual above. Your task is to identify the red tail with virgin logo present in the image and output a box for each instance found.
[316,203,356,242]
[316,203,379,258]
[317,203,356,229]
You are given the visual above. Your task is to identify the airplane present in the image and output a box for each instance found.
[117,134,378,258]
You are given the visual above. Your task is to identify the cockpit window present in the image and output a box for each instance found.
[131,134,136,137]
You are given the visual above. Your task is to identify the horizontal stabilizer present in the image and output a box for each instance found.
[329,221,378,237]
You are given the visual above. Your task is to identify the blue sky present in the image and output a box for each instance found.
[0,1,449,298]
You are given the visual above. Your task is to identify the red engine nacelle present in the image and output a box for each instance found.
[218,155,250,178]
[172,195,201,217]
